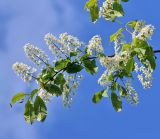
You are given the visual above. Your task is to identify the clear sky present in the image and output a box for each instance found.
[0,0,160,139]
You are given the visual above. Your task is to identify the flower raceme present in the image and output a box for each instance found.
[24,43,49,66]
[12,21,156,124]
[12,62,37,82]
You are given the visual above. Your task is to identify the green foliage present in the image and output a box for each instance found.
[11,93,27,107]
[110,28,123,42]
[54,73,66,86]
[66,63,83,74]
[11,0,158,124]
[83,59,98,75]
[44,84,62,96]
[126,57,135,74]
[133,38,156,70]
[126,20,138,29]
[85,0,129,23]
[30,89,38,100]
[34,96,47,122]
[85,0,99,22]
[55,59,69,70]
[113,2,124,17]
[24,100,36,124]
[92,89,109,103]
[117,84,127,97]
[111,92,122,112]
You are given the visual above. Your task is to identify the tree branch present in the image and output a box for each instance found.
[154,50,160,54]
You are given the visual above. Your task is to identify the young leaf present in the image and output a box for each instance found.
[117,84,127,97]
[30,89,38,99]
[24,100,36,124]
[34,96,47,122]
[66,63,83,74]
[44,84,62,96]
[111,92,122,112]
[92,91,103,103]
[85,0,99,22]
[113,2,124,17]
[126,57,134,74]
[70,52,78,57]
[127,20,138,29]
[55,59,69,70]
[83,59,98,75]
[11,92,27,106]
[110,28,123,42]
[54,73,66,86]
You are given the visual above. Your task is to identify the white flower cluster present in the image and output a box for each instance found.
[12,62,36,82]
[59,32,83,51]
[44,33,83,59]
[38,88,52,103]
[98,55,123,86]
[99,0,122,21]
[125,80,139,105]
[98,70,109,86]
[24,43,49,66]
[62,74,83,107]
[87,35,103,56]
[134,62,153,89]
[132,21,155,40]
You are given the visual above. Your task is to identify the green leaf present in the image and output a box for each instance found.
[133,38,156,70]
[44,84,62,96]
[34,96,47,122]
[122,43,131,51]
[55,59,69,70]
[111,82,117,91]
[117,84,127,97]
[92,90,104,103]
[110,28,123,42]
[145,46,156,70]
[39,67,55,83]
[30,89,38,99]
[11,92,26,106]
[126,57,134,74]
[85,0,99,22]
[70,52,78,57]
[66,63,83,74]
[83,59,98,75]
[80,54,90,61]
[113,2,124,17]
[127,20,138,29]
[24,100,36,124]
[54,73,66,86]
[111,92,122,112]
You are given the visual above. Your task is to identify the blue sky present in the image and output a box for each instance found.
[0,0,160,139]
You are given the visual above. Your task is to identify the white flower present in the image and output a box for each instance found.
[132,21,155,40]
[87,35,103,55]
[44,33,63,58]
[134,62,153,89]
[62,74,82,107]
[24,43,49,65]
[126,80,139,105]
[98,70,109,86]
[38,88,52,103]
[99,0,122,21]
[12,62,37,82]
[136,25,155,40]
[44,33,83,58]
[59,32,83,48]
